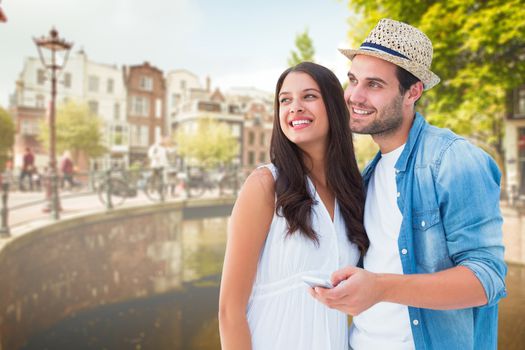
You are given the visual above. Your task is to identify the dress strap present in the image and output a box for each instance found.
[257,163,278,180]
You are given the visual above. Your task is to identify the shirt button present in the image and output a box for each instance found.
[421,221,426,227]
[396,192,400,198]
[413,319,419,326]
[401,248,408,255]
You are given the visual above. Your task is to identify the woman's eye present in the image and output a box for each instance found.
[280,97,290,104]
[304,94,317,99]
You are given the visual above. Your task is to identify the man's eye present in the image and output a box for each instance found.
[369,81,382,88]
[349,78,358,85]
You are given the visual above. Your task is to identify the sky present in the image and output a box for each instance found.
[0,0,357,108]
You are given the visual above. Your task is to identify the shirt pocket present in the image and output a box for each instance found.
[411,208,453,272]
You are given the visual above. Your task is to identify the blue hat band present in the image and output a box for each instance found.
[359,42,409,60]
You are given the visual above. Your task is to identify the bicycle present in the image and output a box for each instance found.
[143,168,167,202]
[186,169,222,198]
[97,169,138,207]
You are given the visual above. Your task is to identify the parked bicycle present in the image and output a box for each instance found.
[97,169,139,207]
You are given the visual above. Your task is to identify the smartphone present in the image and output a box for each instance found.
[301,275,333,289]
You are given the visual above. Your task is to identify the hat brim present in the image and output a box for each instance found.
[339,48,440,91]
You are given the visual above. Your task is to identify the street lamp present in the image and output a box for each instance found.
[33,28,73,220]
[0,0,7,23]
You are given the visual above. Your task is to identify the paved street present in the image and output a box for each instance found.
[3,189,202,235]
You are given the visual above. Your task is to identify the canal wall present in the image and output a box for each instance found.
[0,198,234,350]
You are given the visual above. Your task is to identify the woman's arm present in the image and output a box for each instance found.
[218,167,275,350]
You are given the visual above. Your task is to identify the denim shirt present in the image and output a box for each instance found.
[362,113,507,350]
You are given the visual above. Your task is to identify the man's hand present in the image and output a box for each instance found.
[309,266,384,316]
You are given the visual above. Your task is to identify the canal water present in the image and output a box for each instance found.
[22,217,525,350]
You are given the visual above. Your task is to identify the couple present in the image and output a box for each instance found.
[219,19,507,350]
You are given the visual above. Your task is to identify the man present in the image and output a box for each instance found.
[147,139,169,186]
[19,147,35,191]
[312,19,507,349]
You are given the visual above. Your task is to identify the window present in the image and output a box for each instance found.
[131,125,148,146]
[139,76,153,91]
[198,101,221,112]
[259,152,266,163]
[131,96,150,117]
[88,75,99,92]
[155,127,161,143]
[36,95,45,108]
[112,124,129,146]
[37,69,46,85]
[107,78,114,94]
[248,131,255,145]
[518,87,525,115]
[180,80,186,90]
[260,132,265,146]
[88,100,99,115]
[63,73,72,88]
[21,120,39,135]
[114,103,120,120]
[248,151,255,166]
[155,98,162,118]
[231,124,241,138]
[171,93,180,107]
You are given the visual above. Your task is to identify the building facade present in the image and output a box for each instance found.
[11,51,128,171]
[170,85,244,170]
[123,62,166,166]
[242,100,273,177]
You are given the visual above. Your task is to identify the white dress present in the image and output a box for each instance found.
[247,164,360,350]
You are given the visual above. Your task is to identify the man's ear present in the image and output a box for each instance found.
[405,81,424,105]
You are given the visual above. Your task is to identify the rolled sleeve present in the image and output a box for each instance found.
[435,139,507,306]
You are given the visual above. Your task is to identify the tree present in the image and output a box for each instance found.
[345,0,525,172]
[39,101,106,162]
[0,107,15,171]
[354,134,379,171]
[288,29,316,66]
[175,117,238,169]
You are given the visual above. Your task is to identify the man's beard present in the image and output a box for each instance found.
[350,94,404,138]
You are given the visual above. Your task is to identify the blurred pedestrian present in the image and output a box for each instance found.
[19,147,35,191]
[60,150,75,190]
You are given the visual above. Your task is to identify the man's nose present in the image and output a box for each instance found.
[346,85,366,105]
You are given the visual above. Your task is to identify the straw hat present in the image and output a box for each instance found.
[339,18,440,90]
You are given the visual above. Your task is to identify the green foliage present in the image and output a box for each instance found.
[288,29,316,66]
[345,0,525,163]
[0,107,15,171]
[175,117,239,169]
[39,100,106,159]
[354,134,379,171]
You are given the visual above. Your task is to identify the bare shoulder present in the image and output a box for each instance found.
[241,167,275,198]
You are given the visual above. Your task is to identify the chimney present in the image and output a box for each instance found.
[206,76,211,92]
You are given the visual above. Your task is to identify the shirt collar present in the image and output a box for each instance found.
[394,112,427,172]
[362,112,427,181]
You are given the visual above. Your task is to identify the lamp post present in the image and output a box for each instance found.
[0,0,7,23]
[33,28,73,220]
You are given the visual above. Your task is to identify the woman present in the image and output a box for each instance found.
[219,62,368,349]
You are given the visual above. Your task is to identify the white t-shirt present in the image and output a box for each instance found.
[148,143,169,169]
[349,144,415,350]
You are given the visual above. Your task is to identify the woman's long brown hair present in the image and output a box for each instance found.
[270,62,369,256]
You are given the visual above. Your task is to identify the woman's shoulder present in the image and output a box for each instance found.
[243,165,275,197]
